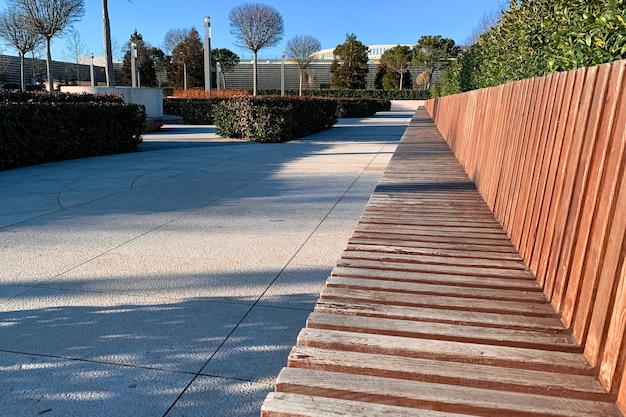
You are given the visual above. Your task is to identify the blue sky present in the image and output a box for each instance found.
[0,0,505,61]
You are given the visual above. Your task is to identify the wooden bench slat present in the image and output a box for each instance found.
[314,299,565,331]
[344,243,525,262]
[340,249,529,270]
[336,258,533,279]
[261,392,469,417]
[287,346,608,398]
[347,237,521,255]
[320,286,557,316]
[326,276,548,303]
[275,368,620,417]
[305,312,577,351]
[296,328,593,373]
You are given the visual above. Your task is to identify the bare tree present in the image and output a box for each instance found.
[164,27,189,55]
[286,35,320,95]
[229,3,283,95]
[466,2,505,45]
[64,27,86,81]
[12,0,85,91]
[0,6,42,90]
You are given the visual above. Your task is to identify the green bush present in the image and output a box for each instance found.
[335,98,391,118]
[213,96,338,142]
[1,90,124,103]
[0,102,145,171]
[163,98,228,124]
[259,89,430,100]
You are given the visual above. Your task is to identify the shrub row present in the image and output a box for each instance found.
[259,89,430,100]
[163,98,228,124]
[212,96,338,143]
[335,98,391,118]
[0,102,145,171]
[1,90,124,103]
[164,96,390,125]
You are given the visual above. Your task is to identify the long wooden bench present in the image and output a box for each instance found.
[260,107,623,416]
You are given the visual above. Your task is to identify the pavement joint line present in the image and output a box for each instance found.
[161,134,402,416]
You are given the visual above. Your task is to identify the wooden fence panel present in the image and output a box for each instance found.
[425,59,626,411]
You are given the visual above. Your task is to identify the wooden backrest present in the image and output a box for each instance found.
[425,59,626,411]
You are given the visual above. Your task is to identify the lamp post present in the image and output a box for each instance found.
[130,42,137,87]
[281,52,285,96]
[216,62,221,90]
[204,16,212,92]
[90,53,95,86]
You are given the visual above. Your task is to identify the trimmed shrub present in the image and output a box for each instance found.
[165,96,390,125]
[163,98,228,124]
[0,102,145,171]
[259,89,430,100]
[1,90,124,103]
[172,89,249,99]
[213,96,338,142]
[335,98,391,118]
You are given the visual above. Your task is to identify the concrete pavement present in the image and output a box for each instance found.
[0,105,416,416]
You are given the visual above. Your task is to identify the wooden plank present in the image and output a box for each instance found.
[330,267,540,290]
[548,65,601,312]
[314,299,566,331]
[571,61,626,346]
[345,243,524,262]
[261,392,464,417]
[530,70,573,280]
[560,63,613,330]
[326,276,547,303]
[296,328,593,373]
[275,368,620,417]
[340,249,529,271]
[305,312,578,351]
[348,236,521,255]
[336,258,533,280]
[288,346,608,399]
[320,286,555,316]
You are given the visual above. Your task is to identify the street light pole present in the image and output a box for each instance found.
[204,16,212,92]
[130,42,137,87]
[90,53,95,86]
[281,52,285,96]
[216,62,221,90]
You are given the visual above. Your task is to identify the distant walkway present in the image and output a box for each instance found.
[0,110,414,417]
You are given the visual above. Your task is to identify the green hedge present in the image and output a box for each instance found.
[212,96,338,142]
[1,90,124,103]
[164,96,390,125]
[335,98,391,118]
[163,98,228,124]
[260,89,430,100]
[0,102,145,171]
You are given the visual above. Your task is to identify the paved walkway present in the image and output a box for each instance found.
[0,107,414,416]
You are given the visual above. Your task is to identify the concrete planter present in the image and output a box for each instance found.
[60,86,163,118]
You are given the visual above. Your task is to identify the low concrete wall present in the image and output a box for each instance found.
[390,100,424,111]
[60,86,163,118]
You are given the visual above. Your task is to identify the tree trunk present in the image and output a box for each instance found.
[45,36,53,92]
[299,69,304,96]
[399,70,404,91]
[253,51,258,96]
[102,0,115,87]
[19,51,25,91]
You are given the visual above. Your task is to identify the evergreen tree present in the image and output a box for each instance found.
[167,27,203,89]
[330,33,369,89]
[212,48,240,89]
[379,45,413,90]
[412,35,459,89]
[121,30,158,87]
